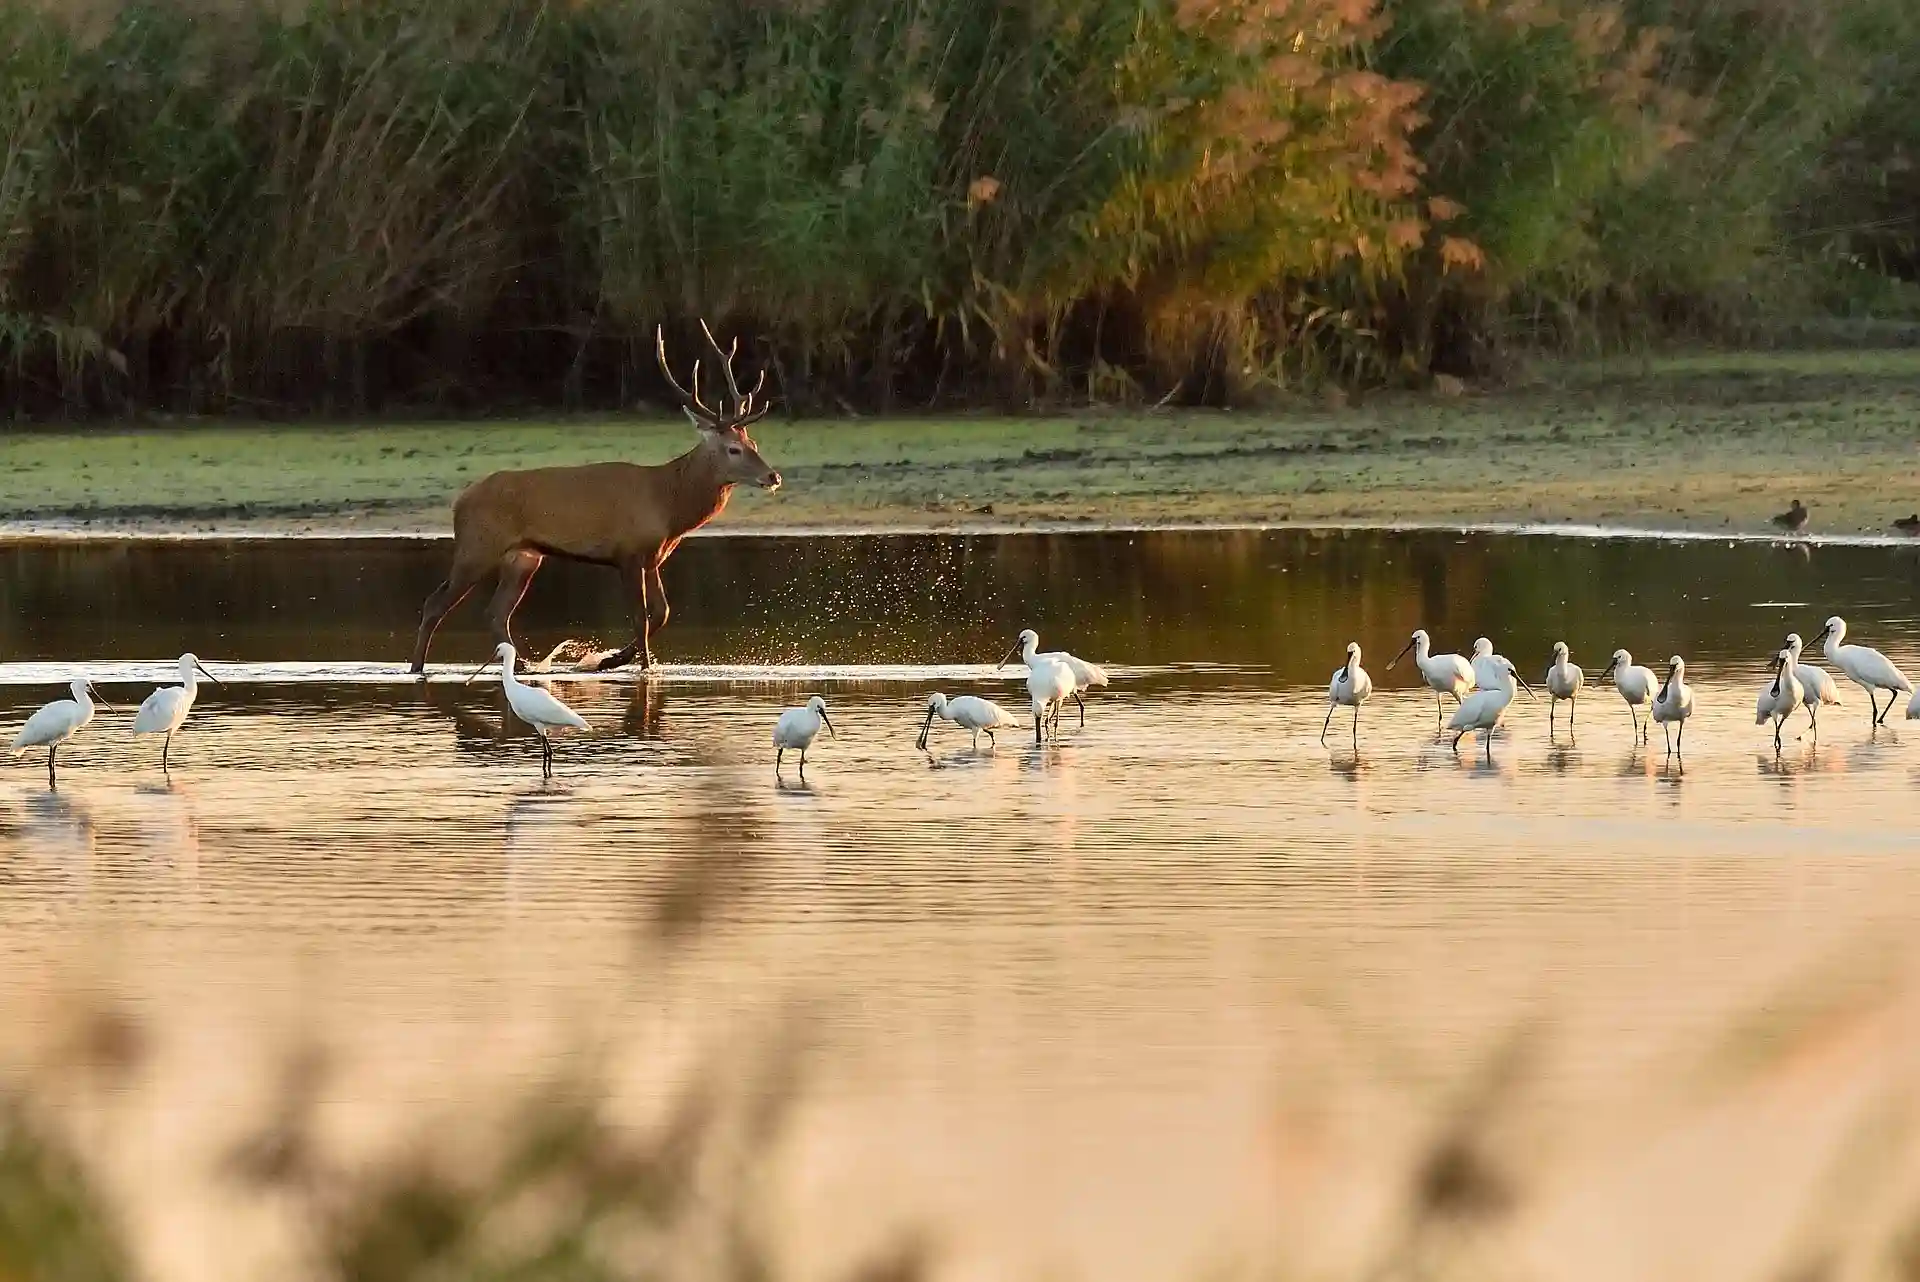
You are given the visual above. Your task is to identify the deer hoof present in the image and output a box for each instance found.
[584,645,636,672]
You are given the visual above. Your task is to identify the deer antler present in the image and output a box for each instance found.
[657,326,722,422]
[741,368,768,411]
[659,320,774,427]
[698,319,747,410]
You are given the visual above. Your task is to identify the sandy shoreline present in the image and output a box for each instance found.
[6,515,1919,549]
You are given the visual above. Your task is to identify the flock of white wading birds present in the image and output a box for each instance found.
[7,616,1917,785]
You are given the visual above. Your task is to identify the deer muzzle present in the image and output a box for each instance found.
[761,470,782,491]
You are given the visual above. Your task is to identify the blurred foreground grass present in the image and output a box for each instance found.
[5,833,1920,1282]
[3,352,1920,538]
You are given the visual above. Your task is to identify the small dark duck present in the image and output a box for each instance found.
[1771,499,1809,533]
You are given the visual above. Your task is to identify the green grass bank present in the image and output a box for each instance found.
[4,353,1917,538]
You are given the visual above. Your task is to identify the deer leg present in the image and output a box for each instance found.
[410,561,487,673]
[643,563,670,668]
[484,550,544,671]
[587,556,664,671]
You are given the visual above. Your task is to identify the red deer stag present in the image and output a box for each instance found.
[409,322,781,675]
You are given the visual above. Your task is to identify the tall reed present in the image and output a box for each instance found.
[0,0,1913,417]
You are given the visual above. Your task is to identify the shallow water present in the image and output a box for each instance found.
[2,528,1919,1282]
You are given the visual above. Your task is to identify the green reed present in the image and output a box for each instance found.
[0,0,1914,416]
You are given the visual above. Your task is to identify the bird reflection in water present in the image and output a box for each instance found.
[18,787,97,889]
[130,779,201,880]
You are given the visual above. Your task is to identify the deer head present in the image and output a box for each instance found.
[657,322,781,490]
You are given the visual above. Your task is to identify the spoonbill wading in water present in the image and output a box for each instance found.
[1321,642,1372,749]
[1011,631,1107,726]
[132,653,218,772]
[1544,642,1584,736]
[1469,637,1516,690]
[1449,654,1533,761]
[1781,633,1841,739]
[774,696,835,780]
[1754,648,1803,754]
[1386,629,1472,729]
[410,322,781,677]
[11,677,112,789]
[1599,649,1658,744]
[917,693,1017,751]
[467,642,590,778]
[1807,616,1912,729]
[1000,630,1078,744]
[1651,655,1694,756]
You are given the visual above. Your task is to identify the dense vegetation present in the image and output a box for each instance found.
[0,0,1916,417]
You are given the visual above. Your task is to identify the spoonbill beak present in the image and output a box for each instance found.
[87,682,115,712]
[1599,659,1619,680]
[821,711,836,738]
[463,660,494,685]
[1515,673,1538,701]
[916,710,934,751]
[195,661,218,684]
[1386,636,1416,670]
[1808,624,1832,645]
[996,641,1020,670]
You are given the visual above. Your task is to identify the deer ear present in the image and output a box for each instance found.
[684,407,719,433]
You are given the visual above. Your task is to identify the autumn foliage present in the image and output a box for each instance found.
[0,0,1912,415]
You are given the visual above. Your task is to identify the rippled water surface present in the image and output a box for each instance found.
[2,528,1919,1282]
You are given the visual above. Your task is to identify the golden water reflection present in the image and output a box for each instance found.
[1,667,1918,1281]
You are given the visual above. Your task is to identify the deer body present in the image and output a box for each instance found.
[410,325,780,674]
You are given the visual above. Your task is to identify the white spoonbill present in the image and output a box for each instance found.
[917,692,1017,751]
[1006,631,1104,727]
[132,653,218,772]
[1544,642,1584,736]
[1468,637,1516,691]
[999,629,1078,743]
[1040,646,1109,726]
[467,642,590,778]
[774,695,835,779]
[1754,649,1803,754]
[1781,633,1841,738]
[1651,655,1694,756]
[1448,655,1534,762]
[1320,642,1372,749]
[1808,616,1912,728]
[1386,629,1473,728]
[11,677,111,789]
[1599,649,1658,743]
